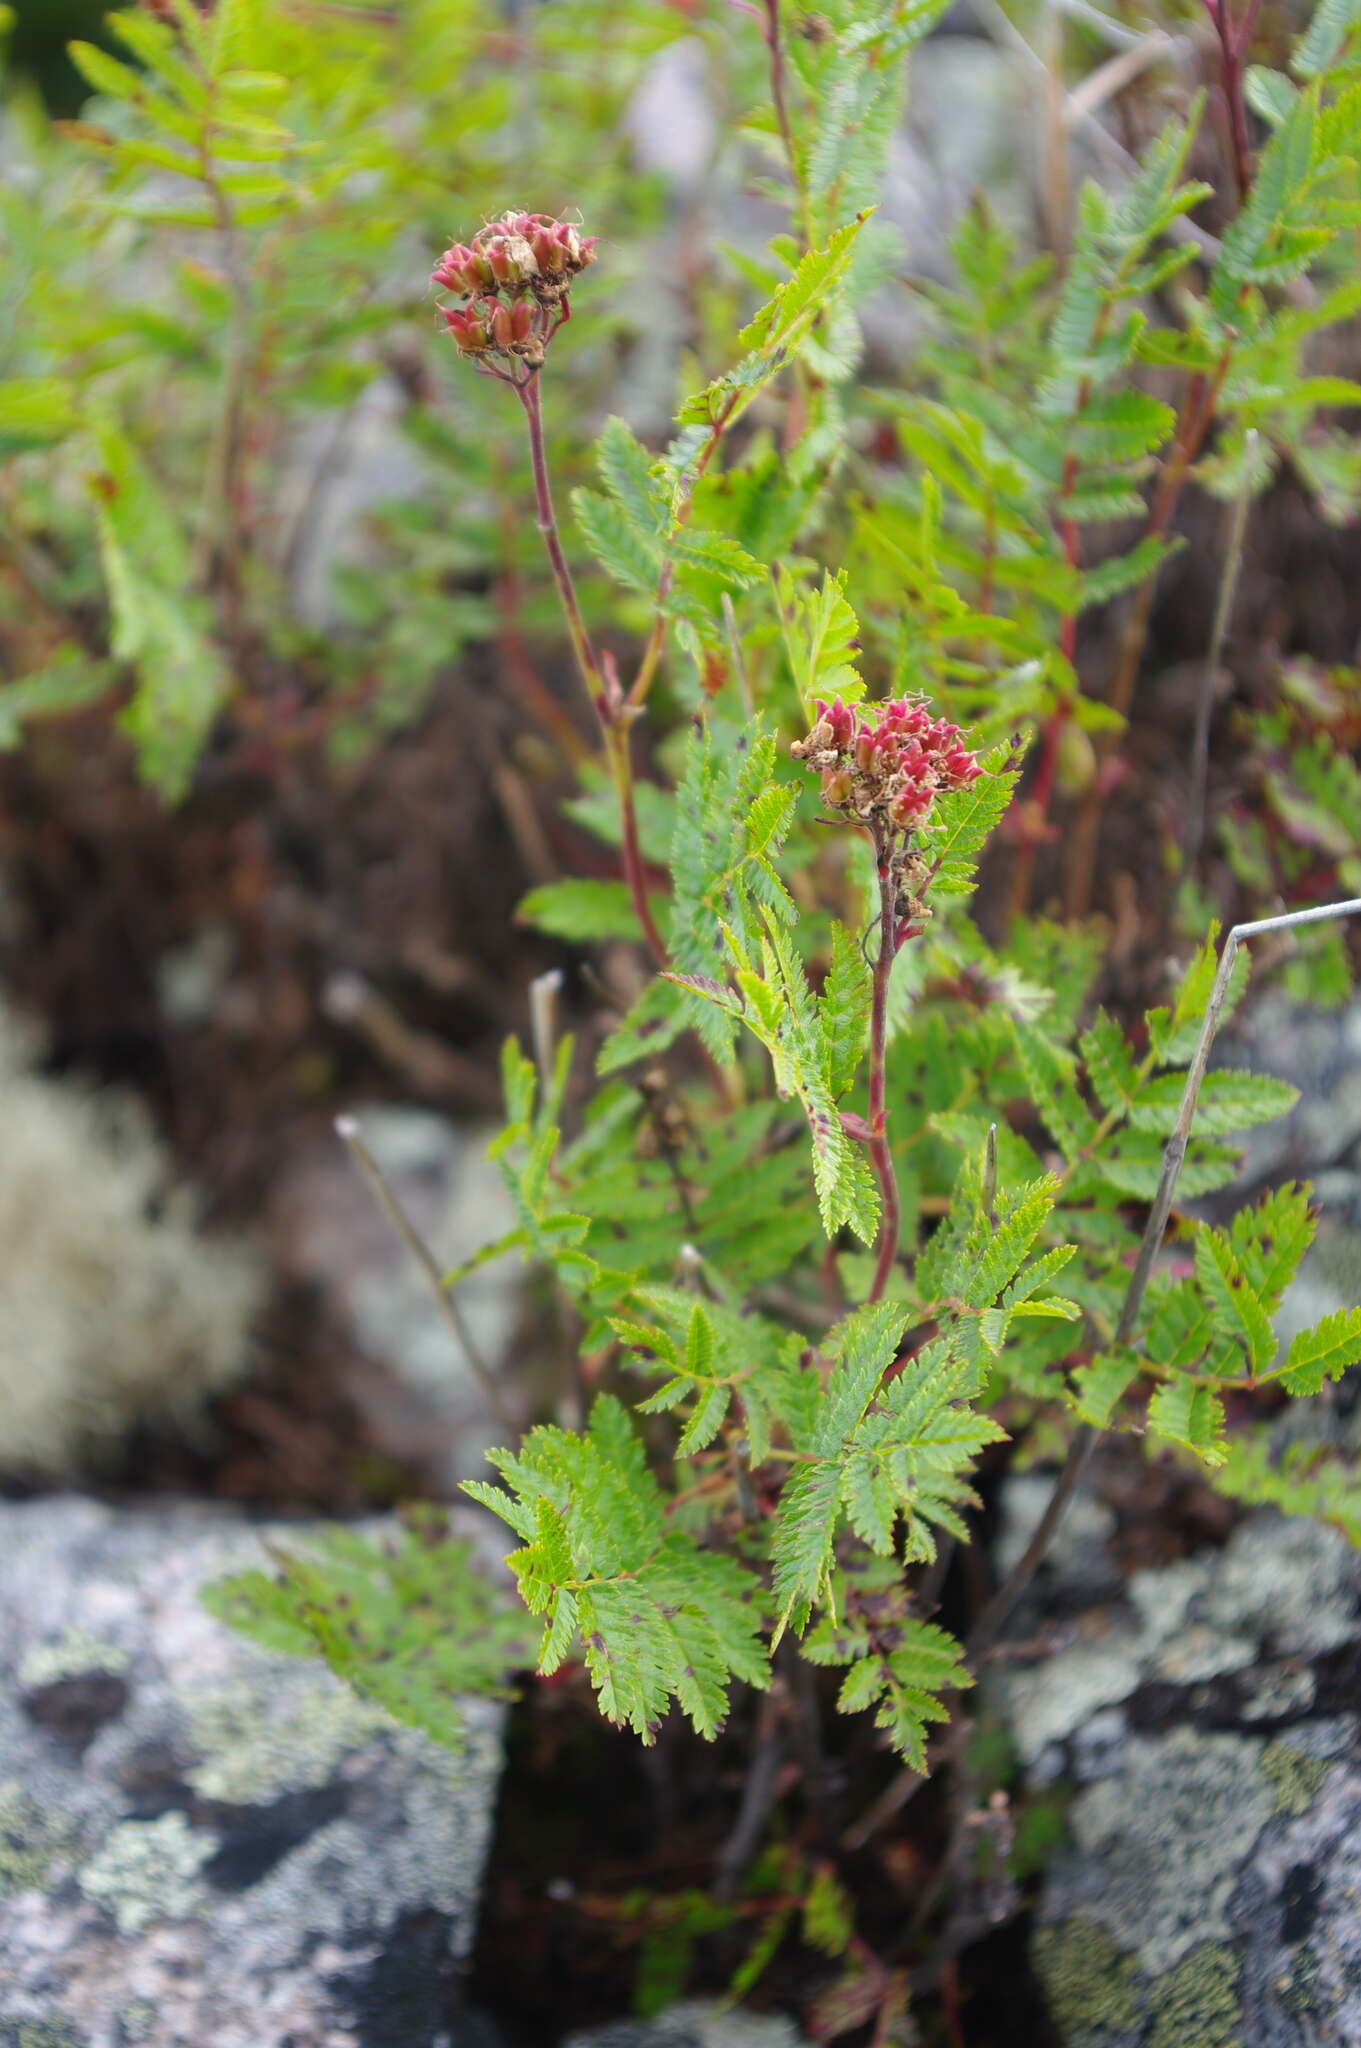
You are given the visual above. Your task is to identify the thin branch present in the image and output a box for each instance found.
[1185,430,1256,871]
[335,1114,519,1433]
[966,892,1361,1662]
[714,1685,786,1902]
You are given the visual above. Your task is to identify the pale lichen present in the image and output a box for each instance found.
[19,1625,130,1690]
[79,1813,214,1935]
[185,1678,388,1804]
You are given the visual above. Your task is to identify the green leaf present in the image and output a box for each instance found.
[1079,1009,1142,1116]
[820,922,871,1098]
[1278,1308,1361,1395]
[801,1558,970,1771]
[518,878,665,944]
[675,213,870,441]
[920,747,1021,898]
[466,1396,767,1741]
[204,1512,535,1751]
[1147,1379,1227,1465]
[572,486,662,595]
[775,566,865,705]
[1128,1069,1299,1136]
[87,415,228,801]
[0,377,79,457]
[1229,1183,1316,1310]
[0,650,117,748]
[1194,1227,1278,1374]
[1072,1349,1140,1427]
[69,40,145,103]
[596,414,669,537]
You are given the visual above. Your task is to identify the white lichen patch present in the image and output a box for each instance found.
[1200,1515,1359,1656]
[80,1813,215,1935]
[1060,1729,1275,1972]
[185,1677,389,1805]
[0,1009,260,1478]
[20,1625,131,1690]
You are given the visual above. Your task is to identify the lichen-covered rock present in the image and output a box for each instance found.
[1011,1504,1361,2045]
[561,2005,814,2048]
[0,1013,259,1477]
[0,1495,504,2048]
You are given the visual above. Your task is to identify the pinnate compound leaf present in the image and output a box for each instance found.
[464,1396,766,1740]
[204,1510,534,1752]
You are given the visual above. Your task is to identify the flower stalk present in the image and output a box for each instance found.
[433,213,665,966]
[792,696,983,1303]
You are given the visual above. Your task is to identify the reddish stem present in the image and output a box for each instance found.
[1208,0,1262,202]
[866,831,902,1304]
[518,373,666,966]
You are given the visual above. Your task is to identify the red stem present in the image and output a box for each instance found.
[517,373,666,966]
[866,831,902,1304]
[1209,0,1261,202]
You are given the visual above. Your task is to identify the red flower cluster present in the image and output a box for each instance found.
[792,695,981,832]
[432,212,597,370]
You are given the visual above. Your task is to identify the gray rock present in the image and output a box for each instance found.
[0,1494,503,2048]
[1012,1504,1361,2044]
[271,1108,521,1486]
[561,2005,813,2048]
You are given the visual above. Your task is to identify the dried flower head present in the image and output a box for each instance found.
[792,695,981,834]
[432,211,598,375]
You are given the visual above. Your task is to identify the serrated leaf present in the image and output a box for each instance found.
[1194,1227,1278,1374]
[204,1513,534,1751]
[1147,1379,1227,1465]
[920,748,1020,897]
[1128,1068,1299,1136]
[1072,1349,1140,1426]
[1278,1308,1361,1395]
[820,922,871,1098]
[572,486,663,595]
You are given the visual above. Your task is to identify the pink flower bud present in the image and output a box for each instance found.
[889,785,933,829]
[826,700,854,747]
[442,305,491,352]
[431,243,479,293]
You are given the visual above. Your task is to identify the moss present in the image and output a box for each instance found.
[1033,1917,1142,2039]
[18,1625,130,1690]
[0,1779,64,1897]
[185,1678,388,1804]
[1260,1742,1329,1817]
[1146,1943,1242,2048]
[1277,1945,1321,2017]
[78,1812,215,1935]
[0,2026,86,2048]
